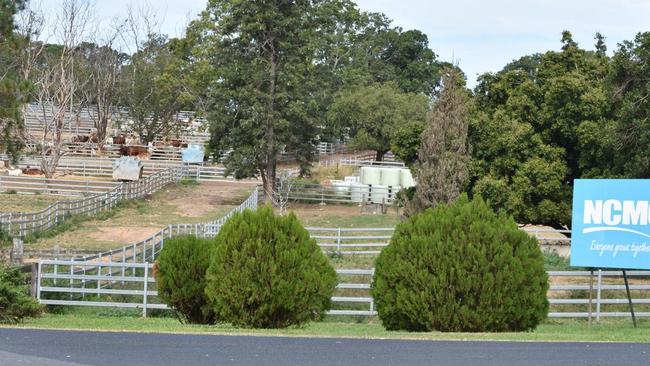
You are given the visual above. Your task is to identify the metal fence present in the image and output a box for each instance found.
[282,181,400,205]
[0,175,120,196]
[307,227,393,255]
[35,260,376,317]
[35,260,650,319]
[60,187,260,265]
[0,168,185,237]
[338,158,405,168]
[18,157,251,183]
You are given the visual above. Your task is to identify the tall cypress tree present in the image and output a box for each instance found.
[409,69,470,214]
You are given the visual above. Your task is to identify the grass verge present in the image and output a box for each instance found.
[3,313,649,343]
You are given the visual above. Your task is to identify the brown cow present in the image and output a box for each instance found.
[120,145,148,156]
[113,135,126,145]
[22,167,43,175]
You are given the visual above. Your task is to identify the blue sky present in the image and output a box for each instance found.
[38,0,650,87]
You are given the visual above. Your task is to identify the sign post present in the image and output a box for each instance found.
[571,179,650,327]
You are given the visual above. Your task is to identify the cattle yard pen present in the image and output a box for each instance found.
[6,151,643,320]
[17,157,235,182]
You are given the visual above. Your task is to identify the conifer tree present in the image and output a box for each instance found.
[409,68,470,214]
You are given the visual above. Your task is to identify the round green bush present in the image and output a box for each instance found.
[205,206,337,328]
[156,235,216,324]
[372,195,549,332]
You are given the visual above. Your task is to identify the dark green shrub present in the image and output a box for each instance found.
[156,235,215,324]
[0,265,43,323]
[372,195,549,332]
[205,206,337,328]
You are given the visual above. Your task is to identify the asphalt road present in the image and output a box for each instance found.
[0,328,649,366]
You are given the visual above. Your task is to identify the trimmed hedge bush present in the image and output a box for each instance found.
[156,235,215,324]
[205,206,337,328]
[0,265,43,324]
[372,195,548,332]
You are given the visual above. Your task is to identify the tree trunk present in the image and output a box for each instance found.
[376,150,386,162]
[264,38,278,203]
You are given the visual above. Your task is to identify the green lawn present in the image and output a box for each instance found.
[5,313,649,343]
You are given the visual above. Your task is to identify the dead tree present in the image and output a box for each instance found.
[29,0,92,177]
[80,19,127,146]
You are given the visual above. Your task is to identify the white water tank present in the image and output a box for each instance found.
[388,186,402,201]
[401,168,416,188]
[381,168,401,186]
[369,184,389,204]
[360,167,381,185]
[331,180,351,197]
[350,183,370,203]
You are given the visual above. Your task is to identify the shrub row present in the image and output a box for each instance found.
[157,197,548,332]
[156,206,337,328]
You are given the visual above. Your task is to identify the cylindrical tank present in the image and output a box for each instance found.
[360,167,381,185]
[400,168,416,188]
[370,184,389,204]
[349,183,370,203]
[331,180,351,197]
[381,168,401,186]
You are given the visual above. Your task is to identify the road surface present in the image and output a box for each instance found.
[0,328,648,366]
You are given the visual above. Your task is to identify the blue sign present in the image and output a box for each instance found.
[571,179,650,270]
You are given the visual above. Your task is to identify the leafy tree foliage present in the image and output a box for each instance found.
[156,236,216,324]
[610,32,650,177]
[372,195,549,332]
[118,34,190,143]
[327,83,429,161]
[205,206,337,328]
[469,31,613,226]
[0,0,28,161]
[193,0,327,200]
[192,1,443,198]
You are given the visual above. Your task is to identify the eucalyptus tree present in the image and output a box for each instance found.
[195,0,338,200]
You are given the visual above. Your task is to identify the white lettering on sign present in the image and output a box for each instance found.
[584,200,650,226]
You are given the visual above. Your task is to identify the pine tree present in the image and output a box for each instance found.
[409,68,470,214]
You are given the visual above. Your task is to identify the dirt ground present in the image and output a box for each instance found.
[166,181,257,217]
[87,227,163,244]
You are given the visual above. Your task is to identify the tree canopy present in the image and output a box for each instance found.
[0,0,28,161]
